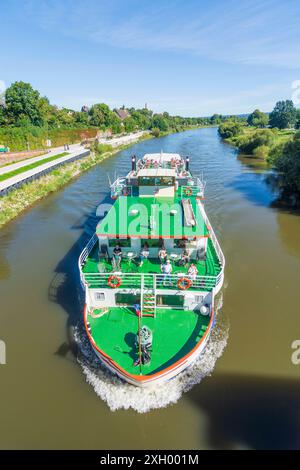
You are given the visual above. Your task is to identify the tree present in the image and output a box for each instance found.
[210,114,223,125]
[151,114,168,132]
[269,100,297,129]
[218,120,243,139]
[0,105,7,126]
[74,111,89,126]
[247,109,269,128]
[5,81,44,126]
[123,117,136,133]
[89,103,112,128]
[295,109,300,129]
[274,132,300,192]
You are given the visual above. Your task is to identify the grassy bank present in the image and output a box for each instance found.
[219,122,295,161]
[0,148,115,227]
[219,121,300,206]
[0,126,204,228]
[0,135,150,228]
[0,152,69,182]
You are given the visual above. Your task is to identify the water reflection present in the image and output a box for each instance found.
[226,171,276,207]
[189,373,300,449]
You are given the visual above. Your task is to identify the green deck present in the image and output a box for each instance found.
[96,195,209,238]
[87,307,210,376]
[83,238,221,278]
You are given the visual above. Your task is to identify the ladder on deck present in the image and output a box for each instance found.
[141,275,156,317]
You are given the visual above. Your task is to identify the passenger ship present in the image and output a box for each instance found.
[79,152,225,387]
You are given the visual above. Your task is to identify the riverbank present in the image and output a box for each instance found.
[219,122,300,207]
[0,142,133,228]
[0,126,210,227]
[219,123,294,161]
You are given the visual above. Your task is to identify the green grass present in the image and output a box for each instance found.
[221,125,295,162]
[0,152,69,182]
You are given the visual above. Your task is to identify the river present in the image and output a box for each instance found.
[0,128,300,450]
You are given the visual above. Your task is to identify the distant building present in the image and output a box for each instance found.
[81,105,89,113]
[115,107,130,121]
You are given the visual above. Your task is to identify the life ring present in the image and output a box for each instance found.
[107,275,121,288]
[177,277,192,290]
[184,187,193,196]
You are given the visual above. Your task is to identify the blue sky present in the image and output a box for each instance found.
[1,0,300,116]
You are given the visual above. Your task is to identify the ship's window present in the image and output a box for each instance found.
[94,292,105,301]
[157,295,184,307]
[138,177,174,186]
[108,238,131,247]
[174,239,187,248]
[116,293,140,305]
[141,238,163,248]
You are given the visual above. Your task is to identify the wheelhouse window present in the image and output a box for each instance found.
[138,176,174,186]
[108,238,131,247]
[174,239,187,248]
[141,238,164,248]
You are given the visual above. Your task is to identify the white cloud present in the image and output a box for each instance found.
[21,0,300,69]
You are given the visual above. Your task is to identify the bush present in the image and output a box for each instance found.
[239,129,275,155]
[92,143,113,154]
[151,128,161,138]
[218,121,243,139]
[253,145,270,159]
[272,134,300,191]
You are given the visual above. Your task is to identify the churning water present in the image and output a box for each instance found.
[76,295,228,413]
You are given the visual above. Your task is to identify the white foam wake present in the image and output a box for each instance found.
[75,301,228,413]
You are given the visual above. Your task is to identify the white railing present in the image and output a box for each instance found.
[196,200,225,270]
[83,272,218,291]
[78,233,98,286]
[110,177,127,198]
[180,175,205,198]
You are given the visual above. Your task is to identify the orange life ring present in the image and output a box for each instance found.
[107,275,121,288]
[177,277,192,290]
[184,187,193,196]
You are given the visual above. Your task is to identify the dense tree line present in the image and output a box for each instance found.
[0,81,214,135]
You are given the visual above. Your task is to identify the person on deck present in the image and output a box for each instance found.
[188,263,198,284]
[112,244,122,269]
[161,259,173,286]
[158,247,168,263]
[140,242,150,266]
[178,249,190,267]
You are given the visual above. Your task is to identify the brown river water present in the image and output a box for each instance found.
[0,128,300,450]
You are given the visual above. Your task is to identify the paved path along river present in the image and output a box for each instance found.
[0,128,300,449]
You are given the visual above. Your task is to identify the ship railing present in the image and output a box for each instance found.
[180,176,205,198]
[110,177,127,198]
[196,200,225,273]
[78,233,98,286]
[83,272,217,291]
